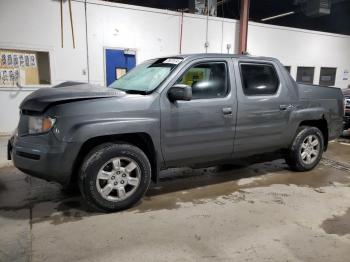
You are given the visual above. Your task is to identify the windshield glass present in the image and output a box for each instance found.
[109,58,183,92]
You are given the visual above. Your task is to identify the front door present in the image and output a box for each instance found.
[105,49,136,86]
[160,58,237,167]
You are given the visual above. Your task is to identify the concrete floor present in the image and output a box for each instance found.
[0,137,350,262]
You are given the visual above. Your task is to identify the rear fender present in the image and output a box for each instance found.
[286,107,329,146]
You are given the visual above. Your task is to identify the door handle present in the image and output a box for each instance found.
[222,107,233,115]
[280,104,295,111]
[279,105,288,111]
[279,104,294,111]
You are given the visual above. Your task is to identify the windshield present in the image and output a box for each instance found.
[109,58,183,92]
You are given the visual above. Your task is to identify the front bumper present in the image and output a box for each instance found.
[8,133,80,185]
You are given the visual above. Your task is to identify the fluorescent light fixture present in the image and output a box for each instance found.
[261,11,295,21]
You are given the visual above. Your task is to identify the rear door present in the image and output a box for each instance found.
[233,59,293,156]
[160,58,237,166]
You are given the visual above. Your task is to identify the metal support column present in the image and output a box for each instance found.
[238,0,250,54]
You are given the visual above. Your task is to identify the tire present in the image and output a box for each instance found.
[79,143,151,212]
[285,126,324,172]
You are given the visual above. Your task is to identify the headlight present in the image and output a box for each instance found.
[28,116,56,134]
[12,128,18,138]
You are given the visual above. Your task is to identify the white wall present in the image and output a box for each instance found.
[86,0,181,85]
[0,0,349,133]
[0,0,88,134]
[181,14,207,54]
[248,22,350,88]
[0,0,88,84]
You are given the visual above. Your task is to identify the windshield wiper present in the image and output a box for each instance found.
[120,89,148,95]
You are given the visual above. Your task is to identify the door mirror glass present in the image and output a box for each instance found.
[168,84,192,101]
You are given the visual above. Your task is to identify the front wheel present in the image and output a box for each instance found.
[79,143,151,212]
[285,126,324,171]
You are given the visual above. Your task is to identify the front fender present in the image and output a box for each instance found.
[59,117,159,143]
[53,116,163,181]
[52,116,161,163]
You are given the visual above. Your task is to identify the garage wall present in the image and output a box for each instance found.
[85,2,238,85]
[86,1,181,85]
[248,22,350,88]
[87,0,238,85]
[0,0,349,133]
[0,0,88,134]
[0,0,88,83]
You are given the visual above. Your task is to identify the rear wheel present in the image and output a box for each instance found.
[79,143,151,212]
[285,126,324,171]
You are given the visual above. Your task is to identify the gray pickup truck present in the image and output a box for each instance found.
[8,54,344,212]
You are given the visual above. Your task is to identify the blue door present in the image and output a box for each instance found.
[105,49,136,86]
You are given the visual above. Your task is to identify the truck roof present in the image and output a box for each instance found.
[167,53,280,63]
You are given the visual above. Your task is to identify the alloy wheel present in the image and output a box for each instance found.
[96,157,141,202]
[300,135,320,165]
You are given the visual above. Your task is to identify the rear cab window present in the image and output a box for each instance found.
[239,63,280,96]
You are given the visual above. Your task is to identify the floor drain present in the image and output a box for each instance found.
[321,158,350,173]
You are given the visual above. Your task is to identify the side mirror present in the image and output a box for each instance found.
[168,84,192,102]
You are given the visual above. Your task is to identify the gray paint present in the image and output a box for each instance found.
[10,54,344,185]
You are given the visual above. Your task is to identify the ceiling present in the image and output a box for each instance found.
[248,0,350,35]
[107,0,350,36]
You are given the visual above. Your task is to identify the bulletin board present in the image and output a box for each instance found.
[0,49,39,87]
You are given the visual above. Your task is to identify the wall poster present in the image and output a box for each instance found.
[0,49,38,87]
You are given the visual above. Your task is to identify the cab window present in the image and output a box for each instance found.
[240,63,279,96]
[177,62,228,99]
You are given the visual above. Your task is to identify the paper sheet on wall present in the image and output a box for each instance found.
[19,54,25,67]
[7,54,13,66]
[29,54,36,67]
[0,68,23,86]
[13,54,19,67]
[0,70,9,86]
[1,53,6,66]
[24,54,30,67]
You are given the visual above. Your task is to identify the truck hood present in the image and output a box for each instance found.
[20,83,126,113]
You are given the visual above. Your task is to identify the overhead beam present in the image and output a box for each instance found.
[238,0,250,54]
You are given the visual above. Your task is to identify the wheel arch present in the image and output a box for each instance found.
[298,116,328,150]
[70,132,159,185]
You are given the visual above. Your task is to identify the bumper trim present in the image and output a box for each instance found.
[11,137,80,185]
[17,151,40,160]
